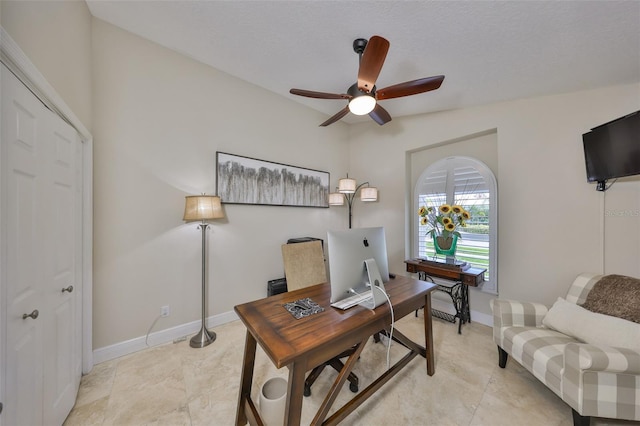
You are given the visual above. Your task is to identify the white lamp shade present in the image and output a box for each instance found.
[183,195,225,221]
[328,192,345,206]
[360,187,378,202]
[338,178,356,193]
[348,95,376,115]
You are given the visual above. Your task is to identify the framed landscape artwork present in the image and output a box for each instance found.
[216,152,330,208]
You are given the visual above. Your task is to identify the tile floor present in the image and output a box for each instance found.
[64,314,636,425]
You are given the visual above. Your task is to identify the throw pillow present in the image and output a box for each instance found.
[580,274,640,323]
[543,297,640,353]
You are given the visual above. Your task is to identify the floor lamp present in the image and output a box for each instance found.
[183,194,225,348]
[328,175,378,228]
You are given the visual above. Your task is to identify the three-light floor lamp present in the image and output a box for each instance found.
[328,175,378,228]
[183,194,225,348]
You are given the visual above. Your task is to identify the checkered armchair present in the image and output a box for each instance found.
[491,273,640,426]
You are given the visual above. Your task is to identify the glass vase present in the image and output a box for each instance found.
[432,234,458,257]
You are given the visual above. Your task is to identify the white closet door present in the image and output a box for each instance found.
[2,65,46,426]
[1,64,82,425]
[42,110,82,425]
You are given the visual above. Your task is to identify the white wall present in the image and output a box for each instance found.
[348,84,640,319]
[603,178,640,276]
[1,0,93,130]
[91,19,351,349]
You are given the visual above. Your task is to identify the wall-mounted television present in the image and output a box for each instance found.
[582,110,640,191]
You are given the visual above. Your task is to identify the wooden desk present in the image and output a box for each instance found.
[234,275,437,426]
[405,259,486,334]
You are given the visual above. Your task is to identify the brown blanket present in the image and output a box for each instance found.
[581,274,640,324]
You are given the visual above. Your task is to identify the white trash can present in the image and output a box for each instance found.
[259,377,287,426]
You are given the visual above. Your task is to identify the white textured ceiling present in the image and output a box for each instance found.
[86,0,640,124]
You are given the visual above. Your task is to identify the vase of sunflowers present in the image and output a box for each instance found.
[418,204,471,257]
[432,234,458,256]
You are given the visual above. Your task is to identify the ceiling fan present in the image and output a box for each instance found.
[290,36,444,127]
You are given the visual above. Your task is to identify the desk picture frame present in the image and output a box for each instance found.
[216,152,330,207]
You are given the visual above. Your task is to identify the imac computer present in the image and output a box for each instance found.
[327,227,390,308]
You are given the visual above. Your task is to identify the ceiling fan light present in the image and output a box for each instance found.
[348,95,376,115]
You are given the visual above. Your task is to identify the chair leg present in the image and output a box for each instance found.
[304,364,326,396]
[498,346,508,368]
[327,358,359,393]
[303,358,360,396]
[571,409,590,426]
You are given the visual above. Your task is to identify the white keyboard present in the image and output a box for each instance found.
[331,292,373,310]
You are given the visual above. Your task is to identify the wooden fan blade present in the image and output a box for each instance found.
[290,88,350,100]
[369,104,392,126]
[320,106,350,127]
[376,75,445,100]
[357,36,389,93]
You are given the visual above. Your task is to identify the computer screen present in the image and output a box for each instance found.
[327,227,390,303]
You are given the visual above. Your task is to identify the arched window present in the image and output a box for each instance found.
[414,156,498,294]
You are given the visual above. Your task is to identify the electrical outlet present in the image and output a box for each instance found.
[160,305,170,317]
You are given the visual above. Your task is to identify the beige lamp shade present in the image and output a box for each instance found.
[338,178,357,193]
[183,195,225,221]
[328,192,345,206]
[360,187,378,202]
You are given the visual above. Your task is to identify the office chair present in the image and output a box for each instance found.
[281,240,359,396]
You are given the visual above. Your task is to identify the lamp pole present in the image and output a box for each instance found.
[344,182,369,229]
[190,220,216,348]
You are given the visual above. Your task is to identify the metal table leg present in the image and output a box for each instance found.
[417,272,466,333]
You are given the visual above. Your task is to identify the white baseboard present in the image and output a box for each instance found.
[92,310,239,365]
[431,297,493,327]
[470,309,493,327]
[93,298,494,366]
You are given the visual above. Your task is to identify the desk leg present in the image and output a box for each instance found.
[464,285,471,323]
[457,286,464,334]
[424,292,435,376]
[458,284,470,334]
[316,340,366,424]
[236,330,257,426]
[284,361,306,426]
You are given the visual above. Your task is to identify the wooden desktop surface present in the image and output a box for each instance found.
[234,275,437,425]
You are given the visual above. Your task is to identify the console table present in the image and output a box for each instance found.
[234,276,437,426]
[405,259,486,334]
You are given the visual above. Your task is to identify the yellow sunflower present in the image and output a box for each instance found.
[418,201,473,241]
[439,204,452,214]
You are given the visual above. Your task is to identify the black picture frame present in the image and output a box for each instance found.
[216,152,330,208]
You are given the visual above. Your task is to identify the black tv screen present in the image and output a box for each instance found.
[583,110,640,184]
